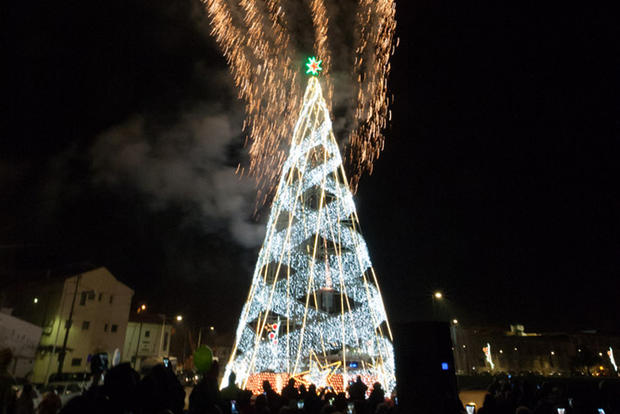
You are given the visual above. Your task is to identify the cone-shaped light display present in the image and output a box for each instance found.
[221,76,395,394]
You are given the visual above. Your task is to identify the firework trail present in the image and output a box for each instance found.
[203,0,396,201]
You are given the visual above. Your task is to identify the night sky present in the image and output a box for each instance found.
[2,0,618,336]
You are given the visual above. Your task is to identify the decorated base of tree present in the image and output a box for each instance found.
[222,62,395,394]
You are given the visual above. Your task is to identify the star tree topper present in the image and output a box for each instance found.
[305,56,323,76]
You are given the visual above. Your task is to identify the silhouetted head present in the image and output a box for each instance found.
[207,359,220,379]
[356,376,363,383]
[105,362,140,408]
[263,380,273,391]
[229,371,236,384]
[482,393,496,409]
[256,394,268,408]
[288,378,295,386]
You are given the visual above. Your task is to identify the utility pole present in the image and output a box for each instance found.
[57,274,81,375]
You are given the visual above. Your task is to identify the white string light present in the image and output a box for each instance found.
[608,347,618,372]
[483,343,495,370]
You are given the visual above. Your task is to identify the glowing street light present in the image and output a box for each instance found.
[452,319,458,325]
[434,291,443,299]
[209,326,215,331]
[33,298,39,304]
[176,315,183,322]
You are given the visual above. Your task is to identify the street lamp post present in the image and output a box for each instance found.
[159,315,167,358]
[432,291,443,319]
[197,326,216,348]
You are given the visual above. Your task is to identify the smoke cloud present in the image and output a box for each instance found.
[91,106,265,248]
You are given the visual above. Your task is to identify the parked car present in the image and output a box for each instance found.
[34,382,85,406]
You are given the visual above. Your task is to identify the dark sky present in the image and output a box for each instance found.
[2,0,618,335]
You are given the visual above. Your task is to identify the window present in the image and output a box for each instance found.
[98,293,103,302]
[163,333,169,350]
[79,292,87,306]
[109,295,114,304]
[111,324,118,332]
[82,321,90,330]
[104,323,108,332]
[71,358,82,367]
[144,330,150,338]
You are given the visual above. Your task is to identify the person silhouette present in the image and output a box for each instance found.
[281,378,299,403]
[14,383,35,414]
[348,376,367,401]
[262,380,281,413]
[220,372,242,412]
[0,348,16,414]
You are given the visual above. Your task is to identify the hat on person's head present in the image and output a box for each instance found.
[0,348,13,369]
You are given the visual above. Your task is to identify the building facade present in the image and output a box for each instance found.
[4,267,134,383]
[0,311,42,379]
[122,314,173,373]
[452,324,620,377]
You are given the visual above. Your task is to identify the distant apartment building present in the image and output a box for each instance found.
[122,314,173,373]
[452,324,620,377]
[3,267,134,383]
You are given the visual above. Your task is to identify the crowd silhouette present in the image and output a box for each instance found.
[3,346,620,414]
[472,376,620,414]
[1,347,395,414]
[187,361,395,414]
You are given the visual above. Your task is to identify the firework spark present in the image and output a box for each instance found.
[202,0,396,202]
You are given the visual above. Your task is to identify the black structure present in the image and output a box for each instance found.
[393,321,460,414]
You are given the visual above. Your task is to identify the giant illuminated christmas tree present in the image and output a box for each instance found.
[221,59,395,394]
